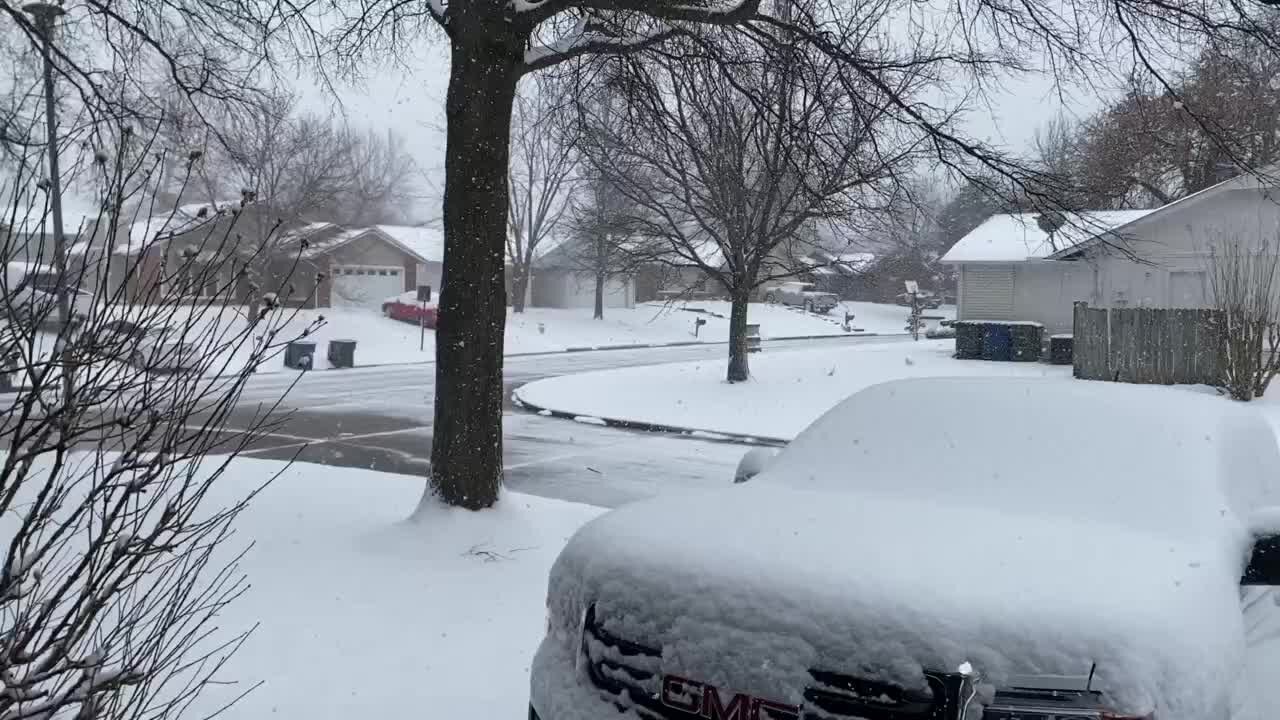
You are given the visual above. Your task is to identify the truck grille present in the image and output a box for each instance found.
[581,605,973,720]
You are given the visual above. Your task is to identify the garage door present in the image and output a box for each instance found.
[331,266,403,308]
[961,266,1014,319]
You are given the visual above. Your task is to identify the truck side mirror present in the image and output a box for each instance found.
[1243,534,1280,586]
[734,448,776,484]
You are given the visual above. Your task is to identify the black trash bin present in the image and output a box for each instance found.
[328,339,357,369]
[284,340,316,370]
[1049,334,1074,365]
[1009,323,1044,362]
[954,321,983,359]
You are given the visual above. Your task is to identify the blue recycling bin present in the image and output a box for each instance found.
[981,322,1013,361]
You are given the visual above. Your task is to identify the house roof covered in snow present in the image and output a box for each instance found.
[940,210,1155,263]
[109,203,233,256]
[1045,163,1280,260]
[376,225,443,264]
[3,189,105,237]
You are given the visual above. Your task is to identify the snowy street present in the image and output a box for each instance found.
[212,335,900,507]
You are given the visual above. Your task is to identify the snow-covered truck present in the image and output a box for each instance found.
[530,377,1280,720]
[762,282,839,314]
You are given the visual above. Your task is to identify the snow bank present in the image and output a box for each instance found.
[515,340,1067,439]
[535,378,1280,720]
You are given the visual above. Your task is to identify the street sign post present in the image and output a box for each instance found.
[417,285,432,351]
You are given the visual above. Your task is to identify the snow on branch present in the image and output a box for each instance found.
[515,0,758,26]
[522,17,678,72]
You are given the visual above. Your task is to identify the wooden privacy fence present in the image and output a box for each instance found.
[1072,302,1224,385]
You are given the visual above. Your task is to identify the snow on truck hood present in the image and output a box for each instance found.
[546,378,1280,719]
[550,485,1244,719]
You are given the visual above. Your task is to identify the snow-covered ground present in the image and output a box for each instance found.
[216,300,937,375]
[666,299,954,338]
[515,339,1067,440]
[190,459,604,720]
[8,300,929,382]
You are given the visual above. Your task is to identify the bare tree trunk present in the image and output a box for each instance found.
[594,271,605,319]
[511,262,530,313]
[422,29,521,512]
[593,234,606,320]
[727,286,751,382]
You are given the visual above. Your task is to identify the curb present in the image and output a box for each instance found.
[511,392,790,448]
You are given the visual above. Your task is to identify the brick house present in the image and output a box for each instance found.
[87,202,435,309]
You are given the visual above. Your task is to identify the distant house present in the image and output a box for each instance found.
[800,249,875,298]
[91,203,433,309]
[940,168,1280,332]
[375,224,444,298]
[4,190,105,268]
[529,241,637,310]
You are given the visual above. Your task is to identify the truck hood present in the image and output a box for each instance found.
[547,484,1246,719]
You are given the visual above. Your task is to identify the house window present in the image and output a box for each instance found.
[378,269,388,276]
[1169,270,1207,308]
[389,269,399,276]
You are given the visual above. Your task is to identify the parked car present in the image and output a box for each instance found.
[896,290,943,309]
[79,319,199,372]
[381,291,438,328]
[762,282,839,314]
[530,377,1280,720]
[3,262,94,325]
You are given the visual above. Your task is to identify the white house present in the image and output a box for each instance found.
[940,169,1280,332]
[529,240,637,310]
[376,224,444,296]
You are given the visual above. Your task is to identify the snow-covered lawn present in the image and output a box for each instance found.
[194,459,604,720]
[215,301,932,375]
[661,300,953,338]
[9,300,933,380]
[515,339,1066,440]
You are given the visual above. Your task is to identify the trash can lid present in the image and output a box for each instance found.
[332,338,356,343]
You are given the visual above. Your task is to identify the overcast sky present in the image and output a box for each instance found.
[304,42,1113,225]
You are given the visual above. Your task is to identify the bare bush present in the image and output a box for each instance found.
[508,80,580,313]
[0,137,317,719]
[1209,236,1280,401]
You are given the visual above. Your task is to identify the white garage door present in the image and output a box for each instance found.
[961,266,1015,319]
[331,265,403,308]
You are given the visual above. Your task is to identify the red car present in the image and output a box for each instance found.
[381,291,438,328]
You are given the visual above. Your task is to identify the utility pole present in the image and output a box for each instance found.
[24,0,74,402]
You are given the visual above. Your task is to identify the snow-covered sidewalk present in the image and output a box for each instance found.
[514,340,1069,440]
[195,459,604,719]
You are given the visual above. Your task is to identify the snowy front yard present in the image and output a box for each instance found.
[195,460,604,719]
[220,300,935,375]
[515,339,1069,440]
[15,301,926,382]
